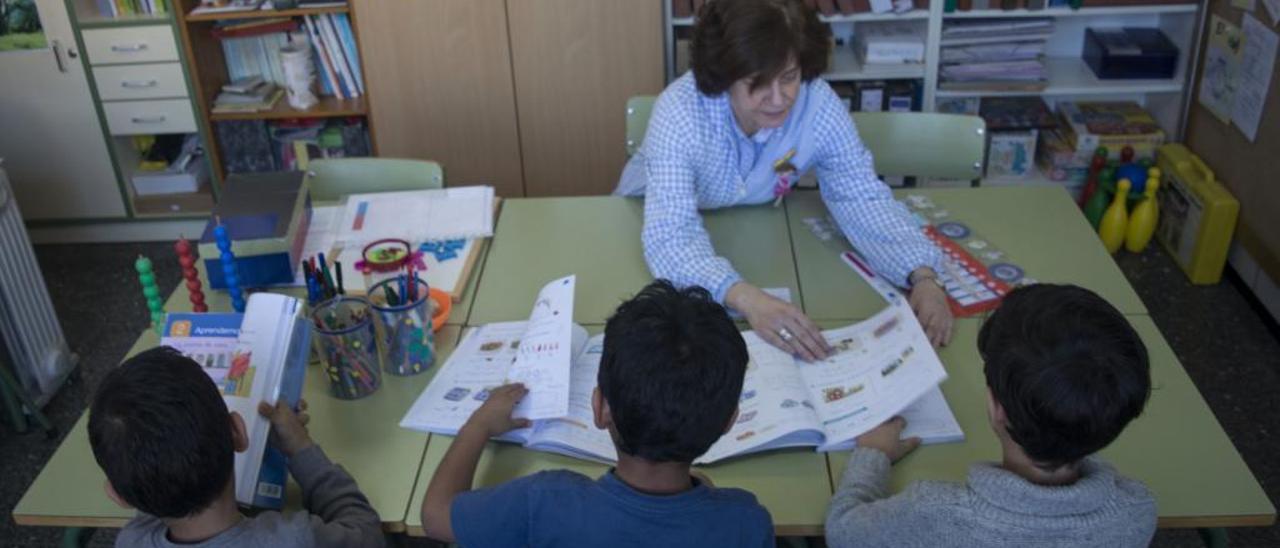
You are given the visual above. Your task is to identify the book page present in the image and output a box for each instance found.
[507,275,576,420]
[696,332,824,464]
[799,304,948,450]
[820,387,965,451]
[399,322,527,436]
[526,333,618,463]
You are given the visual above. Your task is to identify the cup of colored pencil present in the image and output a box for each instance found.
[370,274,435,376]
[311,296,382,400]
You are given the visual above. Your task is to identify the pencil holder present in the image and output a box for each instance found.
[370,277,435,376]
[311,297,382,400]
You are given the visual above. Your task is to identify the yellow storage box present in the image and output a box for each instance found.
[1155,144,1240,285]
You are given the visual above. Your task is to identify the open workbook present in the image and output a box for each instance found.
[402,272,963,465]
[160,293,311,509]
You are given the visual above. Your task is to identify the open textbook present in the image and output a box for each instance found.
[160,293,311,508]
[402,272,963,465]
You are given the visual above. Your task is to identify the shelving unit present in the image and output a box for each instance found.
[66,0,219,218]
[662,1,1203,140]
[173,0,376,186]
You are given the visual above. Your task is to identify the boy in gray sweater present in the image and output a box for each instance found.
[826,284,1156,548]
[89,347,384,548]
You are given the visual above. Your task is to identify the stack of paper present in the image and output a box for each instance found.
[336,186,496,245]
[940,18,1053,91]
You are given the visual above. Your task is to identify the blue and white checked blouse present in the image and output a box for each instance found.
[617,72,943,304]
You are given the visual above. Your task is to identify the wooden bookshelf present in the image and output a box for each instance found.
[173,0,377,186]
[184,5,350,22]
[209,95,368,121]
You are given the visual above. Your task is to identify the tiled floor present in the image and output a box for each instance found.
[2,242,1277,547]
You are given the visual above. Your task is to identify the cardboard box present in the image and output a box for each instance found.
[986,130,1038,179]
[1056,101,1166,165]
[198,171,311,289]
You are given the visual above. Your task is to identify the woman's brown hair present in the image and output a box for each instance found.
[690,0,832,96]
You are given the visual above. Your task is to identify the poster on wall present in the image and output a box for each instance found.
[0,0,47,52]
[1198,15,1242,124]
[1231,14,1279,142]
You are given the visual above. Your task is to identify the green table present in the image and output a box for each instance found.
[786,187,1148,321]
[468,197,801,325]
[12,326,464,532]
[402,328,834,538]
[825,316,1275,528]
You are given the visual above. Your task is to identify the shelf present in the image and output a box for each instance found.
[77,13,171,28]
[671,9,929,26]
[184,4,349,22]
[935,57,1182,97]
[209,95,367,121]
[944,4,1198,18]
[132,187,215,217]
[825,47,925,81]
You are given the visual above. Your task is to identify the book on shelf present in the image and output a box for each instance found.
[190,0,267,16]
[401,274,963,465]
[97,0,168,17]
[213,84,284,113]
[302,14,362,99]
[855,22,926,65]
[160,293,311,509]
[220,31,299,87]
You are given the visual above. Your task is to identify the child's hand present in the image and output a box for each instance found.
[856,416,921,464]
[258,399,314,458]
[462,383,532,438]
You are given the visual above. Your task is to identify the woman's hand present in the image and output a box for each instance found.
[727,282,831,361]
[908,275,953,347]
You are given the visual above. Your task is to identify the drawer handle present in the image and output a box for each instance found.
[110,43,149,53]
[121,79,158,89]
[130,115,167,124]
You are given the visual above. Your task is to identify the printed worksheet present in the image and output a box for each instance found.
[697,332,824,464]
[526,334,618,462]
[399,321,526,435]
[508,275,577,420]
[802,304,946,449]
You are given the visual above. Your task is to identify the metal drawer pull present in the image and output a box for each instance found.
[110,43,149,53]
[130,115,167,124]
[122,80,158,88]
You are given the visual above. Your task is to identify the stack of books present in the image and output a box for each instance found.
[939,18,1053,92]
[215,18,303,88]
[96,0,168,17]
[213,76,284,113]
[301,13,365,100]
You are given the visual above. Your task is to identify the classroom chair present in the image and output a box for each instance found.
[625,96,657,157]
[306,158,444,202]
[852,111,987,181]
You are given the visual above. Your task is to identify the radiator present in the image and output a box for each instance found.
[0,162,75,407]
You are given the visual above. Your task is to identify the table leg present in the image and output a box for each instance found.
[61,527,93,548]
[1198,527,1228,548]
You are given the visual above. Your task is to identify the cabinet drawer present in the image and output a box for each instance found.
[83,26,179,65]
[103,100,197,135]
[93,64,189,101]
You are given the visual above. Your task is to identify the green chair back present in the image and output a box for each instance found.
[306,158,444,202]
[625,96,657,157]
[852,112,987,180]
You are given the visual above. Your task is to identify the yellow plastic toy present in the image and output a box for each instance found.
[1125,169,1160,252]
[1099,178,1131,254]
[1154,144,1240,284]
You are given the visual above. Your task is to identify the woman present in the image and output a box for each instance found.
[616,0,952,359]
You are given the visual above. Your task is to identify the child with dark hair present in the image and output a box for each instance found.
[421,280,774,547]
[825,284,1156,548]
[89,346,383,547]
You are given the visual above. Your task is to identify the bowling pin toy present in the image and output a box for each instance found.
[1099,178,1131,254]
[1084,166,1114,229]
[1126,169,1161,252]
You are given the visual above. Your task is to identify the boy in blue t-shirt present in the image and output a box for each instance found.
[420,280,774,547]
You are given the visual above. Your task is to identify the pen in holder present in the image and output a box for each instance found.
[370,276,435,376]
[311,297,382,399]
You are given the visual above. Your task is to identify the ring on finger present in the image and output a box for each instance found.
[777,327,795,342]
